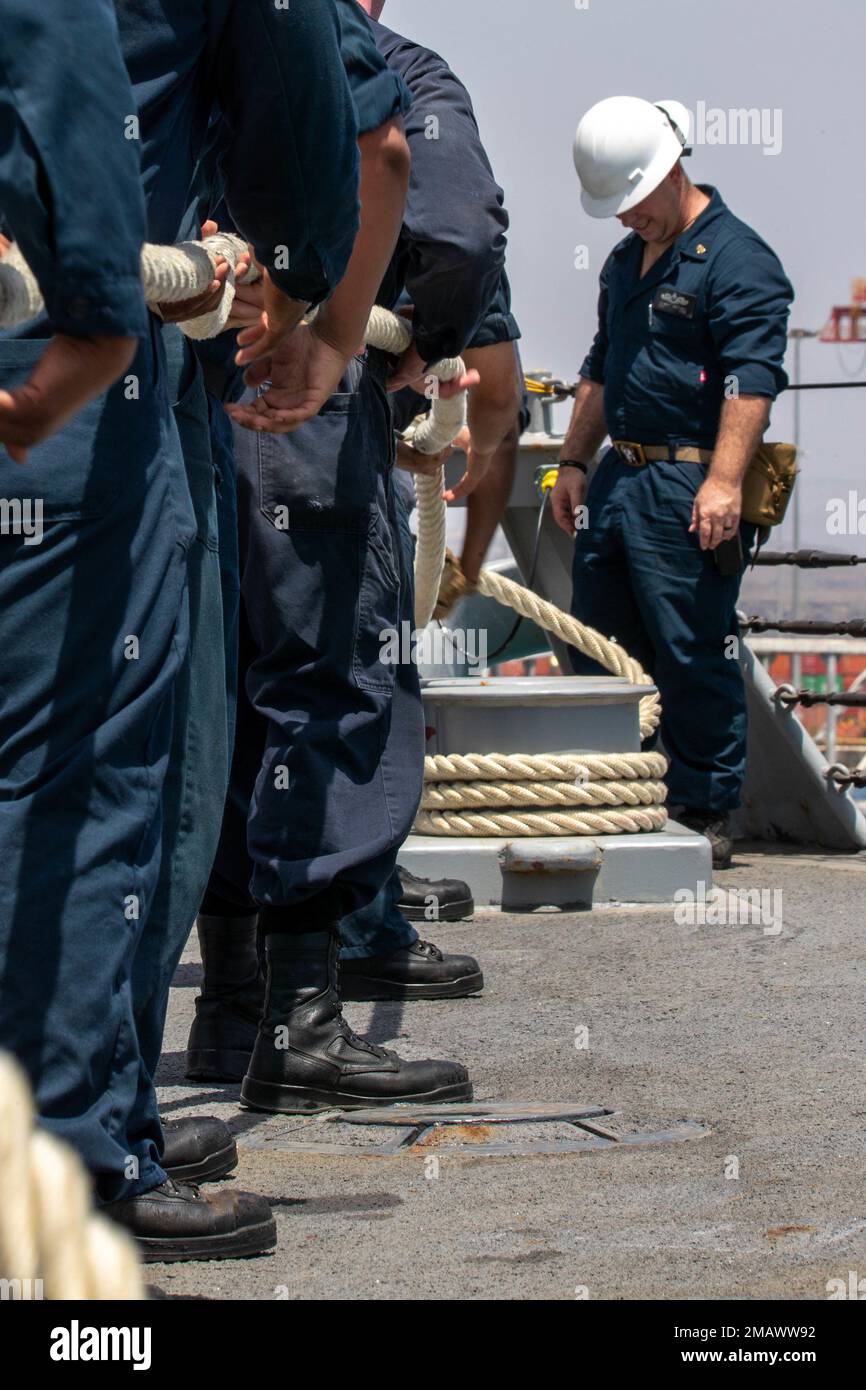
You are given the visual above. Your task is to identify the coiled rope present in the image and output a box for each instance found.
[0,234,666,835]
[415,552,667,835]
[417,748,668,836]
[0,1053,144,1299]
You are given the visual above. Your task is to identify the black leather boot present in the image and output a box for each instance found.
[397,865,474,921]
[240,930,473,1114]
[161,1116,238,1183]
[673,807,734,870]
[186,914,264,1082]
[104,1179,276,1263]
[340,938,484,1001]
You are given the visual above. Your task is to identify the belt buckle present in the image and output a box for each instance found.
[615,440,646,467]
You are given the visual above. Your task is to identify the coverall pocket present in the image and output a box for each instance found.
[649,313,699,343]
[354,508,401,695]
[257,393,377,525]
[650,315,706,355]
[642,462,711,578]
[172,361,220,552]
[0,339,137,522]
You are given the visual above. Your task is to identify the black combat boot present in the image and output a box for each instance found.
[186,914,264,1082]
[673,807,734,870]
[161,1116,238,1184]
[340,938,484,1001]
[240,930,473,1114]
[104,1179,276,1263]
[396,864,474,921]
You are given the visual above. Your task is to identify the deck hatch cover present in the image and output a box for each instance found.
[237,1101,709,1157]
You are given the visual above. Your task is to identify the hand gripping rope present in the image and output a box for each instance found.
[0,235,667,836]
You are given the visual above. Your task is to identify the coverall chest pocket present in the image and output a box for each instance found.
[649,309,701,343]
[648,273,708,343]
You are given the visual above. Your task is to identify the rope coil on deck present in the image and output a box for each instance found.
[417,749,668,837]
[414,539,668,835]
[0,1053,144,1300]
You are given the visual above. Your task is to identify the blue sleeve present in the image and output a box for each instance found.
[399,52,508,364]
[212,0,361,306]
[579,257,612,383]
[706,238,794,399]
[334,0,412,136]
[467,270,521,349]
[0,0,148,337]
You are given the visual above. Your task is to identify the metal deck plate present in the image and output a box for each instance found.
[400,823,712,909]
[236,1102,710,1158]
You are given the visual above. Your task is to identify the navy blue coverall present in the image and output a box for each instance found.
[206,14,510,930]
[341,271,522,960]
[0,0,180,1203]
[116,0,367,1197]
[0,0,362,1201]
[569,186,793,812]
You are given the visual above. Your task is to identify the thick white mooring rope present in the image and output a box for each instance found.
[0,233,465,446]
[0,234,665,835]
[416,749,668,836]
[0,1053,144,1300]
[361,304,463,627]
[414,538,669,837]
[0,234,256,336]
[0,237,462,631]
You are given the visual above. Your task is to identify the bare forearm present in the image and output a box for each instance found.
[314,119,410,356]
[560,377,607,461]
[710,394,770,487]
[462,341,523,458]
[690,394,771,549]
[460,426,519,583]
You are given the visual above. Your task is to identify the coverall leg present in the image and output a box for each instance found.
[338,478,418,958]
[0,322,195,1202]
[207,350,424,923]
[570,451,754,812]
[130,330,230,1147]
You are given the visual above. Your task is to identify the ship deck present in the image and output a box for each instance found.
[152,844,866,1301]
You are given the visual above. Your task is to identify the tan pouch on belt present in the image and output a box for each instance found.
[741,442,798,527]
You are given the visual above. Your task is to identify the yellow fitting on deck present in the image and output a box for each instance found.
[524,376,555,396]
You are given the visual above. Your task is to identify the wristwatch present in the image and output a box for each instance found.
[558,458,588,475]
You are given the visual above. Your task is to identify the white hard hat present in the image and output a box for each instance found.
[573,96,692,219]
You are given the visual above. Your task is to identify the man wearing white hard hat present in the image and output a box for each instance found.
[552,96,793,868]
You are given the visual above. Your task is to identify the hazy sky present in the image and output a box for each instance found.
[386,0,866,548]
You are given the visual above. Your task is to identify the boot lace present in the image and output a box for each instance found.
[412,939,444,961]
[331,994,391,1059]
